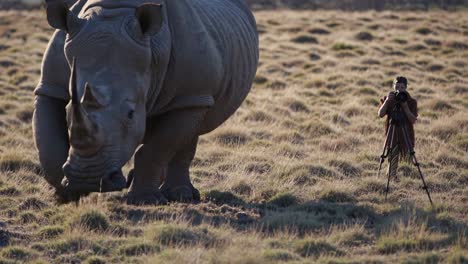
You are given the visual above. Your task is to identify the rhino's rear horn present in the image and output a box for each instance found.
[81,83,109,109]
[70,59,109,108]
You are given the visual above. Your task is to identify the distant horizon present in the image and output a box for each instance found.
[2,0,468,11]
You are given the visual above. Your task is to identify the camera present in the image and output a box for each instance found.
[395,90,408,103]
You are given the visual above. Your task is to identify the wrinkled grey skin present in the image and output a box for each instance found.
[33,0,259,204]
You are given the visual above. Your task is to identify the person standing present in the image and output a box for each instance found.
[378,76,418,179]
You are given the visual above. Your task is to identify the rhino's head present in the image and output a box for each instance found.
[45,1,164,194]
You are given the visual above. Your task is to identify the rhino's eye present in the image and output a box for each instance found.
[128,110,135,120]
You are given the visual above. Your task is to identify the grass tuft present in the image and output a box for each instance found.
[286,99,310,113]
[435,152,467,169]
[263,249,297,261]
[151,224,218,247]
[355,31,374,41]
[19,197,47,210]
[268,193,299,207]
[118,242,160,256]
[294,239,343,258]
[214,130,250,146]
[332,43,356,51]
[0,153,41,174]
[46,236,90,254]
[446,249,468,264]
[319,189,356,203]
[328,159,362,177]
[1,247,34,261]
[0,187,20,196]
[202,190,244,205]
[292,35,318,44]
[377,221,450,254]
[429,99,453,111]
[330,226,372,247]
[309,28,330,34]
[85,256,107,264]
[253,75,268,84]
[447,41,468,50]
[72,210,110,232]
[450,134,468,152]
[262,212,321,233]
[231,181,252,196]
[38,226,64,239]
[301,119,334,137]
[377,236,443,254]
[401,253,441,264]
[415,27,432,35]
[19,211,37,224]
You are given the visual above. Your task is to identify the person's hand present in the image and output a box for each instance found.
[387,91,396,102]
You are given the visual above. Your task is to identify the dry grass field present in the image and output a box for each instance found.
[0,7,467,264]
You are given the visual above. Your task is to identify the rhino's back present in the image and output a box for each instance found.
[163,0,259,134]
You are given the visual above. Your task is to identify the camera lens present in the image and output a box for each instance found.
[395,91,408,103]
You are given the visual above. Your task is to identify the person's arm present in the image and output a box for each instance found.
[402,101,417,124]
[378,92,395,118]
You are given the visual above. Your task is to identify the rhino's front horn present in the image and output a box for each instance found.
[69,59,104,156]
[70,103,103,156]
[70,57,79,106]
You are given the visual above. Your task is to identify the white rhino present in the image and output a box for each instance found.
[33,0,259,204]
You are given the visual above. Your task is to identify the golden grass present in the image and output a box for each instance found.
[0,8,466,264]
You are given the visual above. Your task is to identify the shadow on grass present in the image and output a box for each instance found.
[107,189,467,251]
[259,200,379,235]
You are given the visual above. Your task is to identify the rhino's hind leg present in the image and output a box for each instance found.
[127,109,207,205]
[160,137,200,202]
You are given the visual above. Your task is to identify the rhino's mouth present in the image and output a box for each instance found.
[62,148,127,194]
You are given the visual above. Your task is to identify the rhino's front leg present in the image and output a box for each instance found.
[33,95,69,194]
[127,146,168,205]
[127,108,207,205]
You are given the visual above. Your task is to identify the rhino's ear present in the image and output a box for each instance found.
[45,0,83,32]
[45,0,69,30]
[136,3,163,36]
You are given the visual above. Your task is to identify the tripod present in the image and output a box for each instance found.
[377,103,434,208]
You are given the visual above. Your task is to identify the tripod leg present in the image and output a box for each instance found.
[378,125,395,178]
[401,125,434,208]
[384,125,398,201]
[413,156,434,207]
[385,169,391,201]
[386,144,399,200]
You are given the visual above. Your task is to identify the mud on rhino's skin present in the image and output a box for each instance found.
[32,0,259,204]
